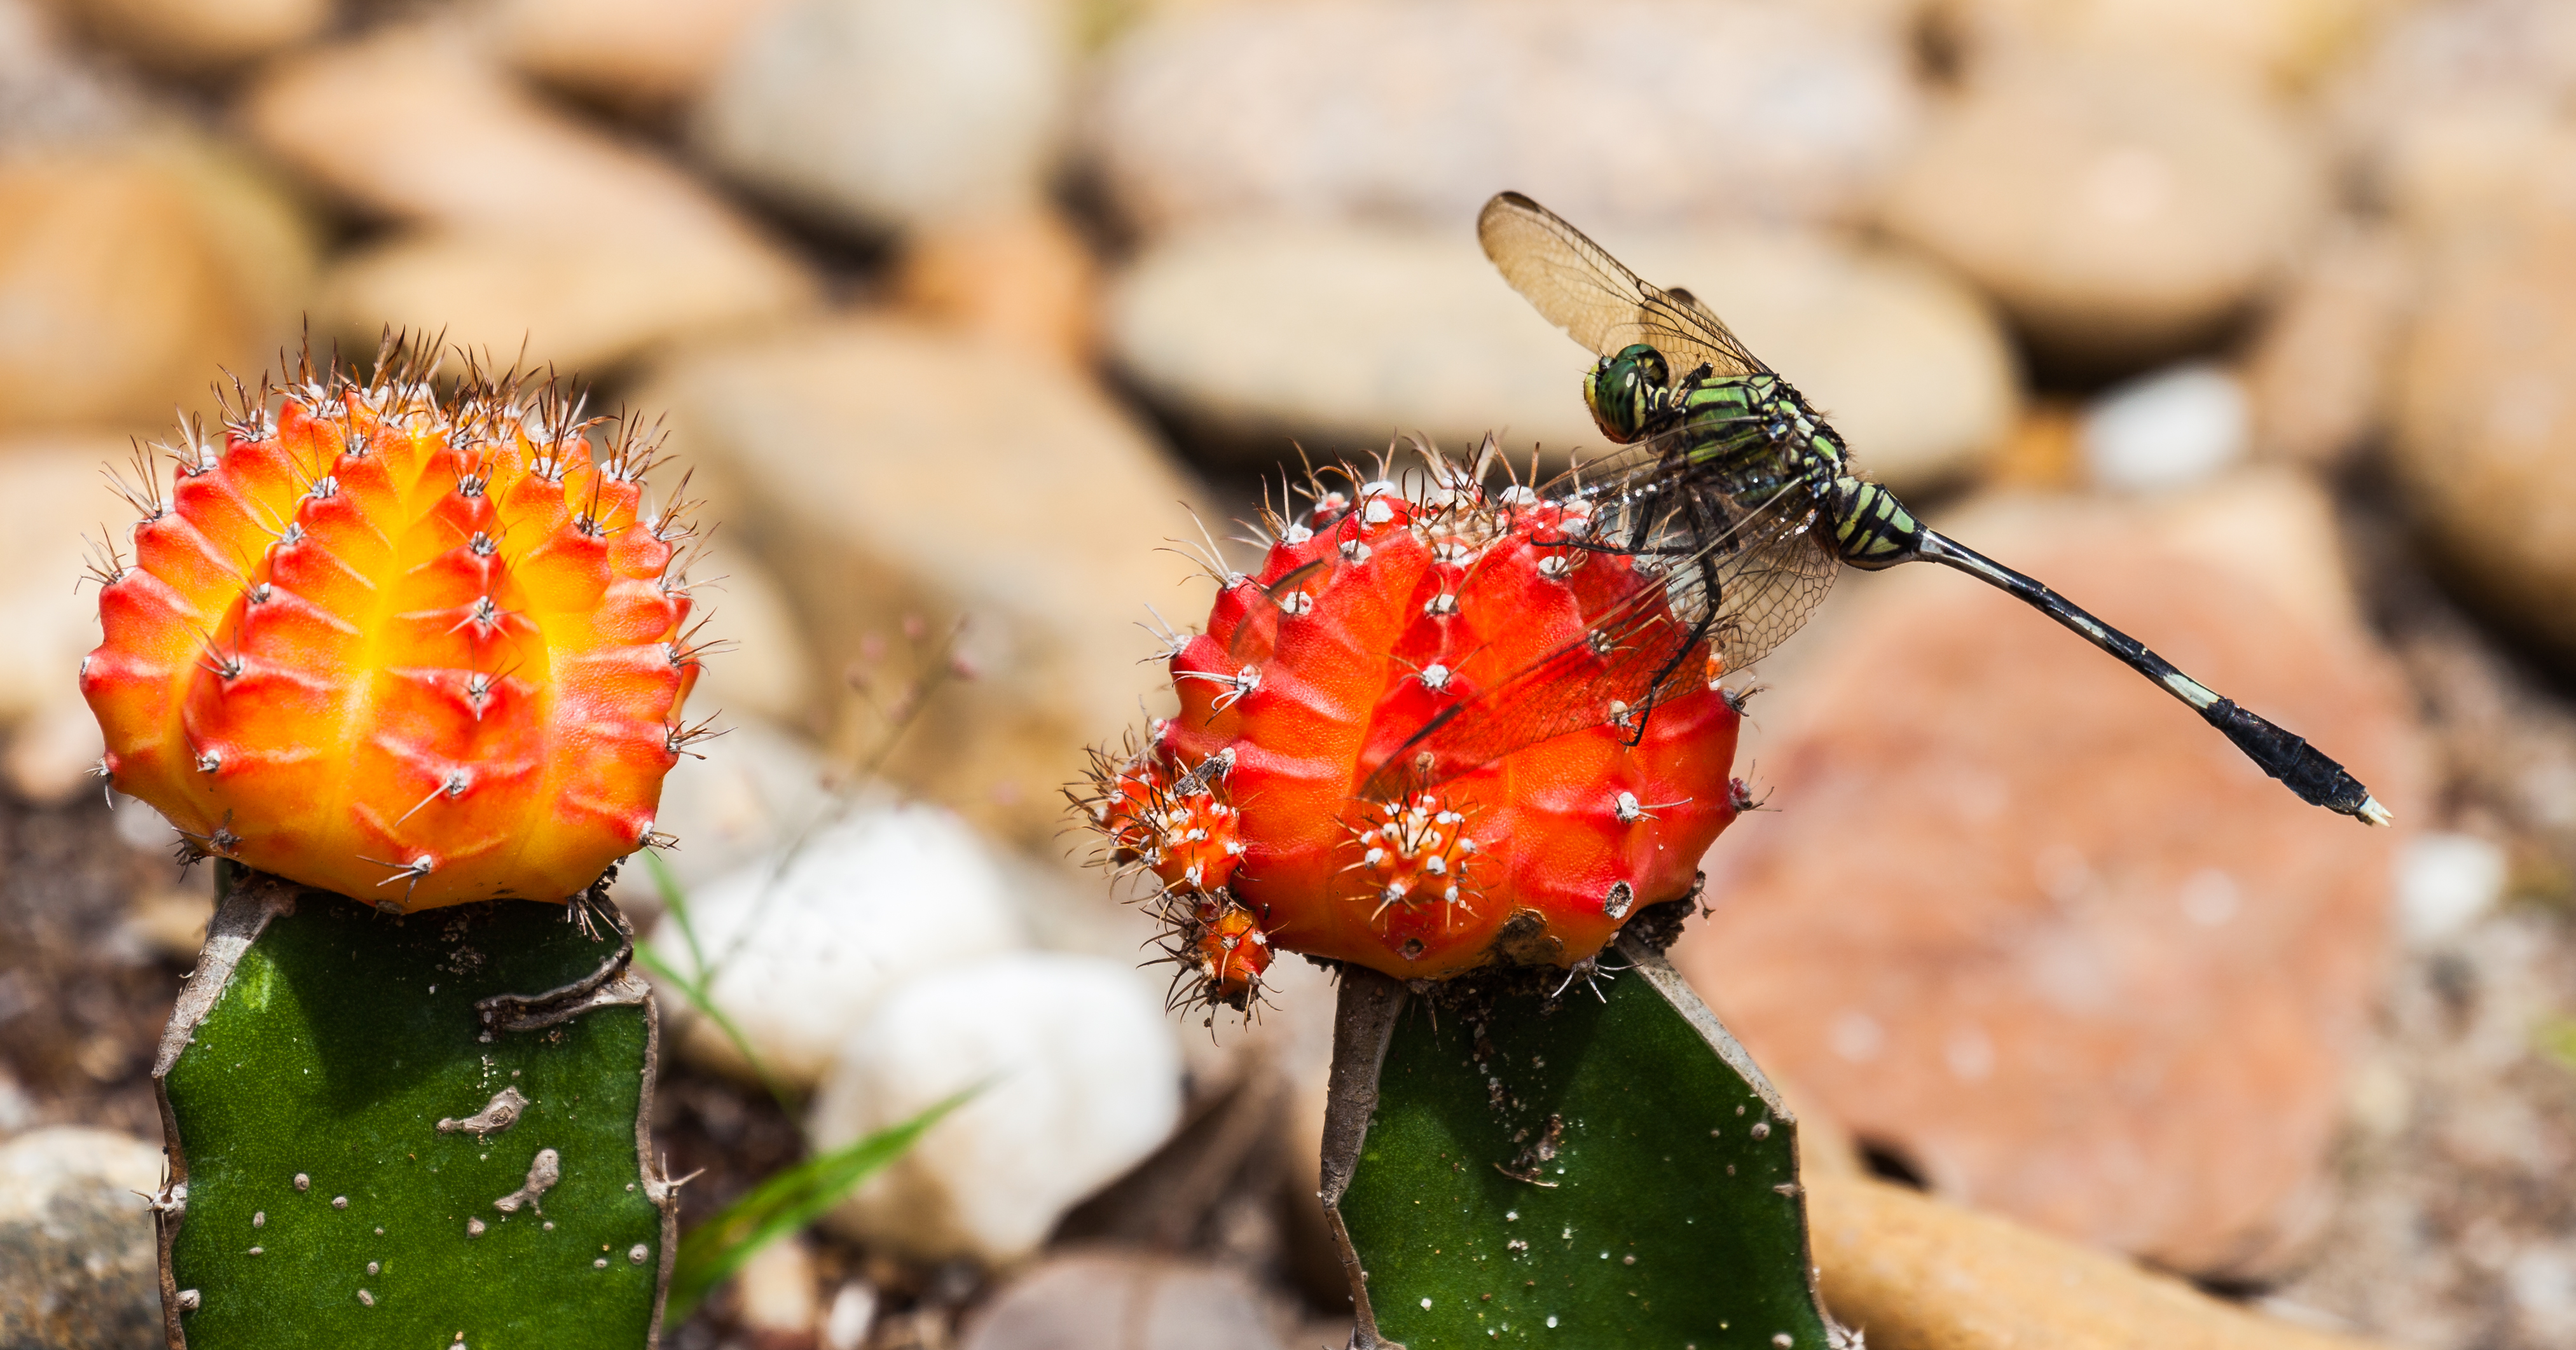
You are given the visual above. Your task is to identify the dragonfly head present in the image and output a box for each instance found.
[1585,343,1670,443]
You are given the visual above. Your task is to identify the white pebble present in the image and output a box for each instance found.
[648,803,1028,1088]
[2079,362,2248,492]
[808,952,1181,1264]
[2396,831,2508,947]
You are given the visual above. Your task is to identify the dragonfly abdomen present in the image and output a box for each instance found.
[1829,476,1924,570]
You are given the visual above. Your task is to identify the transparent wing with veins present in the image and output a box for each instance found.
[1476,191,1770,380]
[1360,448,1836,797]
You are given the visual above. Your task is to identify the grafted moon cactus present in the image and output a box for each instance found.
[81,338,705,912]
[1082,445,1744,1006]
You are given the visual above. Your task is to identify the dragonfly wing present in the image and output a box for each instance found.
[1477,191,1769,380]
[1360,590,1706,797]
[1362,467,1837,795]
[1695,509,1842,674]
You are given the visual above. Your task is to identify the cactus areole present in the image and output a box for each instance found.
[1084,445,1745,1003]
[81,338,704,913]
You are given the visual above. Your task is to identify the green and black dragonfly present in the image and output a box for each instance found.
[1374,191,2387,826]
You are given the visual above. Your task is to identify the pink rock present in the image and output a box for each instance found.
[1670,490,2422,1278]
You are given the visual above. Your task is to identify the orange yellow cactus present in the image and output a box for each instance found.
[81,338,705,912]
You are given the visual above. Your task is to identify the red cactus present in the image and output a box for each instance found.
[1082,446,1742,1005]
[81,338,705,912]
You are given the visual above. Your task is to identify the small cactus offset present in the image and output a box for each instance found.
[82,334,706,913]
[1080,442,1745,1005]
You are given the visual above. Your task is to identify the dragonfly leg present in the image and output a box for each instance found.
[1618,505,1729,748]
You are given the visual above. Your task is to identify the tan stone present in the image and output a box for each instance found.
[1672,479,2422,1278]
[1810,1173,2398,1350]
[691,0,1071,233]
[1087,0,1918,236]
[2392,221,2576,673]
[1110,220,2019,490]
[241,22,782,244]
[2246,221,2416,469]
[4,695,103,804]
[317,224,816,375]
[959,1250,1286,1350]
[897,208,1100,368]
[1938,0,2397,92]
[0,137,315,434]
[2336,2,2576,245]
[65,0,331,71]
[683,548,816,726]
[0,436,130,725]
[1879,53,2327,371]
[633,313,1211,847]
[494,0,790,109]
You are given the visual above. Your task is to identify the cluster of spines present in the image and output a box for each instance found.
[1075,737,1269,1017]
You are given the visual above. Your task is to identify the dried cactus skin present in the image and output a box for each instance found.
[1094,455,1742,989]
[82,345,701,911]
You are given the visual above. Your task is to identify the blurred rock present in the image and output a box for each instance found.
[647,801,1028,1087]
[694,0,1068,233]
[1810,1173,2400,1350]
[822,1282,876,1349]
[1111,221,2018,490]
[685,549,817,726]
[67,0,329,72]
[1109,222,1592,463]
[618,715,829,907]
[958,1250,1286,1350]
[0,1127,163,1349]
[244,21,815,369]
[897,209,1099,367]
[123,874,214,961]
[0,437,121,726]
[1672,481,2420,1278]
[733,1234,821,1339]
[2394,831,2508,948]
[247,22,756,233]
[0,1067,31,1136]
[2079,363,2250,493]
[2391,221,2576,672]
[632,315,1208,847]
[2144,467,2366,637]
[1087,0,1917,237]
[2334,0,2576,244]
[0,0,145,147]
[319,224,815,384]
[5,696,103,804]
[2245,222,2415,468]
[0,137,315,433]
[496,0,790,110]
[1937,0,2396,93]
[810,953,1183,1266]
[1879,54,2326,372]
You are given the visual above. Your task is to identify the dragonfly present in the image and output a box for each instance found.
[1360,191,2387,827]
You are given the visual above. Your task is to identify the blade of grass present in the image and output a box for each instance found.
[634,940,801,1120]
[634,848,801,1120]
[644,848,710,974]
[665,1087,977,1323]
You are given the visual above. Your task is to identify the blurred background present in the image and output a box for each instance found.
[3,0,2575,1346]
